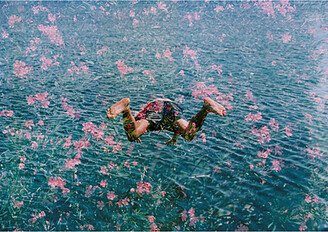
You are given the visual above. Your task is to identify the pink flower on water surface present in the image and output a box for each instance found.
[282,32,292,43]
[48,177,69,194]
[284,126,292,137]
[73,138,90,152]
[13,60,32,78]
[269,118,279,132]
[65,154,81,169]
[299,224,307,231]
[31,141,38,150]
[257,148,272,159]
[183,46,197,60]
[13,200,24,209]
[258,0,275,17]
[157,1,168,12]
[251,126,271,144]
[30,211,46,223]
[245,112,262,122]
[192,82,219,99]
[48,13,56,23]
[0,110,14,117]
[136,181,152,195]
[8,15,22,27]
[271,159,282,172]
[97,46,109,55]
[38,24,64,46]
[305,194,311,203]
[116,60,133,75]
[63,135,72,148]
[27,92,50,108]
[100,180,107,188]
[163,48,174,61]
[214,5,224,13]
[107,191,117,201]
[32,5,49,14]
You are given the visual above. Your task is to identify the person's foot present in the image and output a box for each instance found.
[204,97,226,116]
[107,98,130,119]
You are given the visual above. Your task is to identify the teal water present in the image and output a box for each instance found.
[0,1,327,231]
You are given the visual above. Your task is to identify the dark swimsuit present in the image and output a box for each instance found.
[135,99,183,132]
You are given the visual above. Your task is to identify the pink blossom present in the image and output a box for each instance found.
[107,191,117,201]
[211,64,223,74]
[313,195,319,203]
[0,110,14,117]
[284,126,292,137]
[271,159,282,172]
[73,138,90,152]
[269,118,279,132]
[8,15,22,27]
[163,48,174,61]
[97,46,109,55]
[38,24,64,46]
[100,166,108,174]
[136,181,152,195]
[282,32,292,43]
[105,136,116,146]
[48,13,56,23]
[112,142,122,153]
[245,112,262,122]
[38,120,44,126]
[48,177,69,194]
[148,216,156,223]
[183,46,197,60]
[2,30,9,38]
[63,135,72,148]
[214,5,224,14]
[13,60,32,78]
[258,0,275,17]
[31,141,38,150]
[65,155,81,169]
[251,126,271,144]
[235,224,249,232]
[299,224,307,231]
[18,163,25,169]
[157,2,168,12]
[245,89,254,101]
[257,148,272,159]
[155,52,161,59]
[13,200,24,209]
[24,120,35,129]
[40,56,53,70]
[116,60,133,75]
[117,197,130,207]
[85,185,98,198]
[305,194,311,203]
[100,180,107,188]
[97,201,105,210]
[133,19,139,28]
[30,211,46,223]
[181,209,187,222]
[192,82,219,99]
[150,223,159,232]
[32,5,49,14]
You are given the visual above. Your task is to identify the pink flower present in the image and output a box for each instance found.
[313,195,319,203]
[0,110,14,117]
[40,56,53,70]
[163,48,174,61]
[157,1,168,12]
[65,156,81,169]
[8,15,22,27]
[13,200,24,209]
[31,141,38,150]
[48,13,56,23]
[63,135,72,148]
[183,46,197,60]
[305,194,311,203]
[271,159,282,172]
[257,148,271,159]
[97,46,109,55]
[24,120,35,129]
[2,30,9,38]
[48,177,69,194]
[285,126,292,137]
[38,24,64,46]
[112,142,122,153]
[269,118,279,132]
[97,201,105,210]
[73,138,90,152]
[192,82,219,99]
[18,163,25,169]
[245,112,262,122]
[299,224,307,231]
[13,60,32,78]
[258,0,275,16]
[100,180,107,188]
[214,5,224,13]
[100,166,108,174]
[245,89,254,101]
[181,209,187,222]
[116,60,133,75]
[136,181,152,195]
[117,197,130,207]
[282,32,292,43]
[107,191,117,201]
[32,5,49,14]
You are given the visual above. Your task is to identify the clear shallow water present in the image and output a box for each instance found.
[0,1,327,231]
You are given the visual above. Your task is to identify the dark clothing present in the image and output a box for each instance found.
[135,99,183,132]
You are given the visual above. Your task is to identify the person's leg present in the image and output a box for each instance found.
[176,97,226,141]
[107,98,149,142]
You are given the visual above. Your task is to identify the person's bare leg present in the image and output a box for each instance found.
[177,97,226,141]
[107,98,131,119]
[107,98,149,142]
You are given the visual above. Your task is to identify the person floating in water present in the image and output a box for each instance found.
[107,97,226,144]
